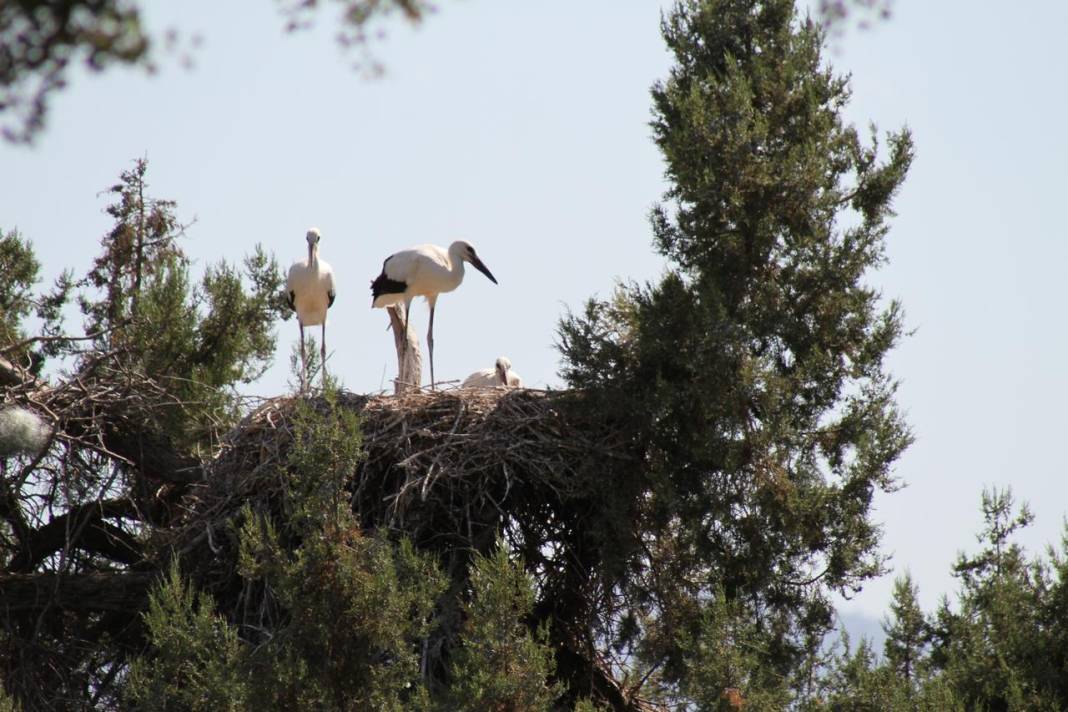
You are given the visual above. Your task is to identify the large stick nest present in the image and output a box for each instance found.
[156,387,654,709]
[164,387,631,620]
[0,362,659,710]
[172,387,623,547]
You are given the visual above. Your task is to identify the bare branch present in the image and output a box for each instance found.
[0,572,154,613]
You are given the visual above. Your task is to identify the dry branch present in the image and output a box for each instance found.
[387,303,422,394]
[0,572,155,613]
[7,499,140,573]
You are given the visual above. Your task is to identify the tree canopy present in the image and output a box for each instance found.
[0,0,892,144]
[0,0,430,142]
[559,0,912,700]
[0,1,930,710]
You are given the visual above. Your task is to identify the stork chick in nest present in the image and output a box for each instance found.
[462,356,523,389]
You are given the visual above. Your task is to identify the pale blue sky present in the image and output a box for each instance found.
[3,1,1067,628]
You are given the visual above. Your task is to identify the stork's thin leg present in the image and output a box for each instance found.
[299,323,307,392]
[427,303,436,391]
[321,322,327,383]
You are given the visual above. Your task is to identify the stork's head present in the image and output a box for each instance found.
[306,228,322,246]
[451,240,498,285]
[495,356,512,385]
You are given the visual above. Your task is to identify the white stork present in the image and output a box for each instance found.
[286,228,336,388]
[462,356,523,389]
[370,240,497,390]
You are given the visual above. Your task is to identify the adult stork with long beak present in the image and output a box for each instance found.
[462,356,523,389]
[286,228,336,389]
[371,240,497,390]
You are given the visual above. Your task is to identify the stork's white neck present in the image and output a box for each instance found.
[308,242,319,265]
[447,243,468,275]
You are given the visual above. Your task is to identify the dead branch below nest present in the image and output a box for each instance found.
[387,303,422,394]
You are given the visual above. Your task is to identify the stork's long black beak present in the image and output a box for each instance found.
[469,255,498,285]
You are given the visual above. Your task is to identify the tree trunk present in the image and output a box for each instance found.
[387,304,422,395]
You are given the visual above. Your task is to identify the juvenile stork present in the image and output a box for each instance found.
[371,240,497,390]
[462,356,523,389]
[286,228,336,388]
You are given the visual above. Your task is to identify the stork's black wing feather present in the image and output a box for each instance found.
[370,257,408,305]
[287,291,296,311]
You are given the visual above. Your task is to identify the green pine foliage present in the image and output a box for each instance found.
[802,630,965,712]
[0,229,39,353]
[810,488,1068,711]
[74,158,287,446]
[930,488,1061,710]
[125,562,248,712]
[881,572,929,691]
[573,700,610,712]
[0,160,290,709]
[127,528,447,711]
[0,228,68,375]
[812,633,904,711]
[1040,528,1068,703]
[240,528,445,711]
[126,393,567,711]
[273,384,366,531]
[557,0,913,702]
[658,590,792,710]
[234,388,445,711]
[444,545,560,712]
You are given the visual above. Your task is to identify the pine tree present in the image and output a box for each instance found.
[1040,525,1068,704]
[815,633,900,711]
[444,545,560,712]
[928,488,1060,710]
[236,391,445,711]
[882,572,928,691]
[820,488,1068,711]
[805,630,964,712]
[0,230,39,362]
[74,159,286,447]
[0,160,287,709]
[558,0,913,702]
[0,228,67,380]
[124,563,249,712]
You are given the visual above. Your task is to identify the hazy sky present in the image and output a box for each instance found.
[4,1,1067,629]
